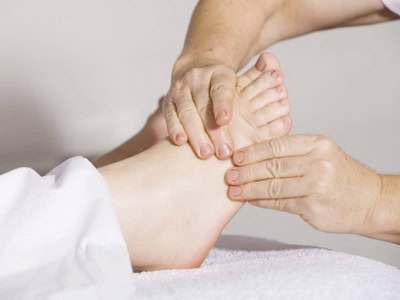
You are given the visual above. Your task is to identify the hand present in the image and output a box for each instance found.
[164,54,276,160]
[225,135,382,236]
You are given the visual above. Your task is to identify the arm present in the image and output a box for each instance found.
[165,0,398,158]
[176,0,397,74]
[226,135,400,244]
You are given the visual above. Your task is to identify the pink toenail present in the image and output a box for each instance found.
[230,186,242,197]
[227,170,240,182]
[200,144,213,158]
[271,71,279,79]
[234,151,245,165]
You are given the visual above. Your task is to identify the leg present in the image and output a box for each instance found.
[99,53,291,271]
[92,97,168,168]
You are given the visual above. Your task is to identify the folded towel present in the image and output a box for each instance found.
[132,235,400,300]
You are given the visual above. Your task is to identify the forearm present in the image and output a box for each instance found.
[174,0,284,75]
[175,0,397,77]
[365,175,400,244]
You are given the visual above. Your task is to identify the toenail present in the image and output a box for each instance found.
[227,169,240,182]
[230,186,242,197]
[216,111,228,124]
[218,144,232,158]
[256,56,266,72]
[233,151,245,165]
[176,133,186,144]
[271,71,279,79]
[200,144,213,158]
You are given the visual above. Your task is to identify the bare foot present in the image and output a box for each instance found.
[99,53,291,271]
[92,97,168,168]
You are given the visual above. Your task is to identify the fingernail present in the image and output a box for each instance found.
[233,151,245,165]
[176,133,186,144]
[275,85,283,93]
[217,144,232,159]
[271,70,279,79]
[200,144,213,158]
[229,186,242,197]
[216,111,228,124]
[279,99,286,106]
[227,169,240,182]
[256,56,266,72]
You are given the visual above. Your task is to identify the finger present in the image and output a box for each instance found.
[193,89,233,160]
[228,177,309,200]
[163,98,187,145]
[248,197,304,215]
[226,155,308,185]
[249,85,288,112]
[240,70,284,101]
[233,134,318,166]
[175,90,215,159]
[252,99,290,127]
[209,69,236,126]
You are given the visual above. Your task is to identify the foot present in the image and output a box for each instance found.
[99,53,291,271]
[92,97,168,168]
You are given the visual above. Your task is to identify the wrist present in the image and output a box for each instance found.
[362,174,400,244]
[172,52,237,80]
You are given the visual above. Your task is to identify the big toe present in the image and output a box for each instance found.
[236,52,281,90]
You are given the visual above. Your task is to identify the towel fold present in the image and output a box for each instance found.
[132,235,400,300]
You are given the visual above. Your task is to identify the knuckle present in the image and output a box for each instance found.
[268,138,284,158]
[197,102,214,118]
[315,136,335,155]
[177,105,198,121]
[272,198,286,211]
[268,179,282,198]
[210,81,230,96]
[265,158,282,178]
[312,175,331,195]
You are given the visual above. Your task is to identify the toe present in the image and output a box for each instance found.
[240,70,284,101]
[259,115,292,140]
[249,85,288,112]
[252,99,290,127]
[236,52,281,90]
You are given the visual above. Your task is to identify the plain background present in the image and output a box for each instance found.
[0,1,399,268]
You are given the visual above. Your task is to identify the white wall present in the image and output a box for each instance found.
[0,1,399,268]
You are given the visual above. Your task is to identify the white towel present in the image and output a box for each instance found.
[132,235,400,300]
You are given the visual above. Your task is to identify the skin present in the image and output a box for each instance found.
[166,0,398,158]
[164,0,400,243]
[226,135,400,244]
[97,55,291,270]
[93,53,289,167]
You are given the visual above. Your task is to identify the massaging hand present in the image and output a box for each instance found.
[164,55,275,161]
[225,135,382,236]
[163,59,237,160]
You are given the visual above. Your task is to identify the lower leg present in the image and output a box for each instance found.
[92,97,168,168]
